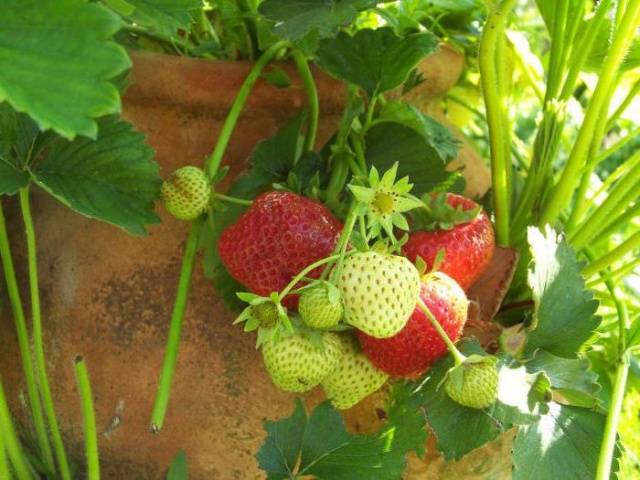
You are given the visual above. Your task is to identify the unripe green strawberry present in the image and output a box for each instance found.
[262,332,342,393]
[299,282,343,329]
[444,356,499,409]
[322,335,388,409]
[338,251,420,338]
[162,166,210,220]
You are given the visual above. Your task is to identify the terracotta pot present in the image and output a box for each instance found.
[0,49,504,479]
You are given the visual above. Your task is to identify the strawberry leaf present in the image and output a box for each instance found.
[512,403,619,480]
[257,390,426,479]
[316,28,438,96]
[0,0,130,139]
[111,0,202,39]
[412,339,540,461]
[525,227,600,358]
[31,116,161,236]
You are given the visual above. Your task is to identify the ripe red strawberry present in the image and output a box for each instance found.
[403,193,495,290]
[357,272,468,378]
[218,191,342,308]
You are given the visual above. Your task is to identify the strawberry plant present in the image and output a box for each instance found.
[0,0,639,479]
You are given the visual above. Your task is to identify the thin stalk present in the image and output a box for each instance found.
[479,0,516,246]
[291,51,319,151]
[569,150,640,248]
[592,142,640,200]
[150,220,202,432]
[589,125,640,171]
[544,0,570,103]
[329,207,359,284]
[350,133,368,176]
[74,358,99,480]
[540,0,640,226]
[152,41,289,431]
[0,203,52,471]
[0,423,8,480]
[417,298,466,365]
[0,379,32,480]
[586,256,640,287]
[583,231,640,277]
[18,188,71,480]
[213,193,253,206]
[205,40,288,178]
[607,79,640,130]
[596,352,629,480]
[591,201,640,246]
[279,254,341,299]
[560,0,612,101]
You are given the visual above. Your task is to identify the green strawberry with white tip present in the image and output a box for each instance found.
[262,331,343,393]
[337,251,420,338]
[322,335,388,409]
[444,355,499,409]
[299,281,344,329]
[162,166,210,220]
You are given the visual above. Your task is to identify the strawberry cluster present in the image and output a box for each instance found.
[217,189,497,410]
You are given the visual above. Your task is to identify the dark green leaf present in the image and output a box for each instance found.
[512,403,616,480]
[259,0,376,43]
[257,389,427,479]
[166,450,188,480]
[316,28,438,96]
[118,0,201,38]
[365,123,458,196]
[31,117,161,236]
[525,227,600,357]
[525,350,600,407]
[413,339,537,461]
[376,102,459,163]
[262,67,292,88]
[0,0,130,139]
[0,161,28,196]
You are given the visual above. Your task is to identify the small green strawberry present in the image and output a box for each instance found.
[162,166,210,220]
[444,355,499,409]
[262,331,343,393]
[299,281,344,329]
[337,251,420,338]
[322,335,388,409]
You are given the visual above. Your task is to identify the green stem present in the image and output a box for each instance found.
[586,256,640,288]
[591,201,640,246]
[560,0,611,101]
[0,203,53,472]
[18,188,71,480]
[350,133,367,176]
[479,0,516,246]
[607,79,640,130]
[596,352,629,480]
[279,254,341,299]
[588,125,640,172]
[291,51,319,151]
[150,220,203,432]
[417,298,466,365]
[0,422,7,480]
[205,40,288,179]
[583,231,640,277]
[569,150,640,248]
[74,358,99,480]
[0,379,32,480]
[330,208,359,282]
[214,193,253,206]
[363,96,378,132]
[540,0,640,226]
[544,0,570,103]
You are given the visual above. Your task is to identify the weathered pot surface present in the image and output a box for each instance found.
[0,49,506,479]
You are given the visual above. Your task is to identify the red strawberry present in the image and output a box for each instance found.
[403,193,495,290]
[357,272,468,378]
[218,191,342,308]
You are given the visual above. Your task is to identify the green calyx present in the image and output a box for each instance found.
[415,193,480,231]
[234,292,293,348]
[444,355,499,410]
[349,162,423,242]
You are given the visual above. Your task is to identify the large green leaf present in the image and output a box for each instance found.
[107,0,202,39]
[512,403,616,480]
[259,0,376,42]
[0,0,130,140]
[256,391,426,479]
[365,122,462,196]
[316,27,438,96]
[413,339,539,461]
[32,117,161,236]
[525,350,600,407]
[525,227,600,358]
